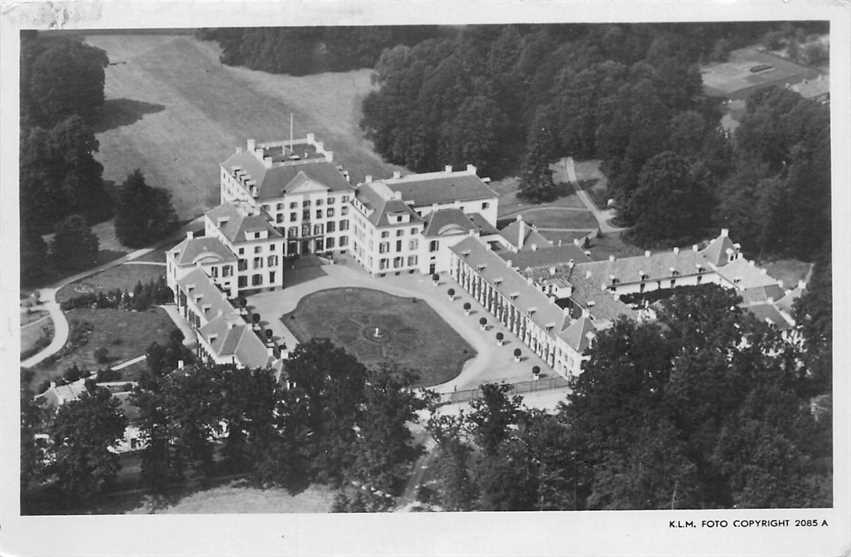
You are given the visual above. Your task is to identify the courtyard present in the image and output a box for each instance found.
[283,287,475,387]
[247,256,556,392]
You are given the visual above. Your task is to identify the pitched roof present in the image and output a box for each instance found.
[221,150,351,200]
[559,314,597,353]
[422,208,498,237]
[35,378,88,408]
[716,258,782,290]
[700,234,736,266]
[171,236,237,267]
[574,248,709,287]
[206,203,282,244]
[498,244,591,270]
[177,267,233,325]
[355,182,421,227]
[382,172,497,207]
[499,220,553,250]
[740,284,786,304]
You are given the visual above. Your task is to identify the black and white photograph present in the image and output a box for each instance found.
[1,1,848,556]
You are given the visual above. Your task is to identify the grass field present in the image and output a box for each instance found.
[127,481,335,514]
[491,176,587,217]
[584,232,646,260]
[283,287,475,387]
[84,34,400,220]
[763,259,813,289]
[29,307,176,388]
[21,321,54,358]
[701,47,820,99]
[538,230,593,246]
[56,263,167,303]
[518,207,598,230]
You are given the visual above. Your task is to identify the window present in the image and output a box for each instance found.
[238,259,248,271]
[342,195,349,202]
[267,255,278,267]
[340,236,348,247]
[396,240,402,252]
[290,212,297,221]
[379,242,389,254]
[341,206,349,216]
[238,276,247,288]
[379,258,388,270]
[276,203,284,210]
[396,229,404,237]
[429,240,439,252]
[407,255,418,266]
[316,239,324,251]
[290,202,298,209]
[396,216,403,223]
[288,226,298,238]
[269,271,276,284]
[316,198,324,206]
[313,224,323,235]
[211,266,218,278]
[269,243,276,251]
[327,221,336,233]
[254,257,264,269]
[252,274,262,286]
[381,231,389,238]
[254,232,261,239]
[411,227,417,234]
[222,265,233,277]
[339,220,349,231]
[327,207,335,218]
[409,239,418,250]
[302,210,310,220]
[316,210,323,219]
[393,257,402,268]
[328,197,336,205]
[482,201,490,210]
[327,237,335,249]
[262,204,270,213]
[254,246,261,254]
[276,214,284,223]
[238,248,245,255]
[302,200,310,207]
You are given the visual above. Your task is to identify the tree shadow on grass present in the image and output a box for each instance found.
[94,98,166,133]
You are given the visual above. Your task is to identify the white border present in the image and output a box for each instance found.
[1,1,848,556]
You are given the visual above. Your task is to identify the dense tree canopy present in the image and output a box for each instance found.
[51,214,100,272]
[114,169,179,248]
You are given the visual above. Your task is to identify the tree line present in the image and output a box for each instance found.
[20,33,179,287]
[421,285,831,511]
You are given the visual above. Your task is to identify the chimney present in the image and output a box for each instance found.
[506,259,513,268]
[263,156,273,168]
[325,150,334,162]
[444,165,453,174]
[608,254,615,262]
[177,360,184,370]
[581,307,590,318]
[761,268,768,275]
[247,138,256,152]
[392,170,401,179]
[673,247,679,255]
[50,380,56,389]
[531,243,538,251]
[306,132,315,142]
[549,266,556,276]
[585,270,592,280]
[466,164,477,174]
[692,244,699,252]
[568,258,575,269]
[644,250,651,258]
[798,279,807,290]
[365,175,373,183]
[721,228,729,238]
[235,146,243,154]
[315,141,324,151]
[517,215,526,248]
[217,217,229,228]
[186,230,194,240]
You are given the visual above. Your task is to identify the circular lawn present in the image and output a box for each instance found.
[282,287,475,387]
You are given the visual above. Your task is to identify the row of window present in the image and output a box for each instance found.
[380,226,419,238]
[237,243,278,256]
[236,271,276,288]
[273,206,349,223]
[282,220,350,238]
[377,255,418,270]
[376,239,419,254]
[236,255,279,271]
[261,195,350,213]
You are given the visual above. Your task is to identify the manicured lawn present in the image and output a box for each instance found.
[762,259,813,289]
[538,230,593,246]
[127,481,336,514]
[57,264,167,303]
[133,247,171,263]
[84,33,400,219]
[20,308,49,327]
[584,232,646,261]
[28,307,177,388]
[21,320,53,358]
[283,287,475,387]
[492,176,587,217]
[520,207,598,230]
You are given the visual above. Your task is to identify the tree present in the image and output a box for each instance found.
[513,348,522,361]
[114,169,178,248]
[626,151,713,247]
[51,214,99,271]
[496,332,504,345]
[463,302,472,314]
[20,370,48,511]
[48,387,127,505]
[25,36,108,126]
[21,225,49,285]
[466,383,524,456]
[518,105,559,202]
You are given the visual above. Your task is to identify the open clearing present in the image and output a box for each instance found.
[127,481,335,514]
[701,46,820,99]
[763,259,813,290]
[283,287,475,387]
[56,264,167,303]
[84,34,400,220]
[29,307,176,388]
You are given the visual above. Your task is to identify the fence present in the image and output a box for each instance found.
[440,375,571,405]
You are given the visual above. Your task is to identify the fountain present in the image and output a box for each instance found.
[362,324,390,344]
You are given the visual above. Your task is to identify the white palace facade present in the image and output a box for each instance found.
[165,132,804,375]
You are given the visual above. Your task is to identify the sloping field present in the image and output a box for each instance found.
[85,34,400,220]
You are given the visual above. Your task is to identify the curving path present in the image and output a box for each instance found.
[551,157,628,235]
[20,216,204,368]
